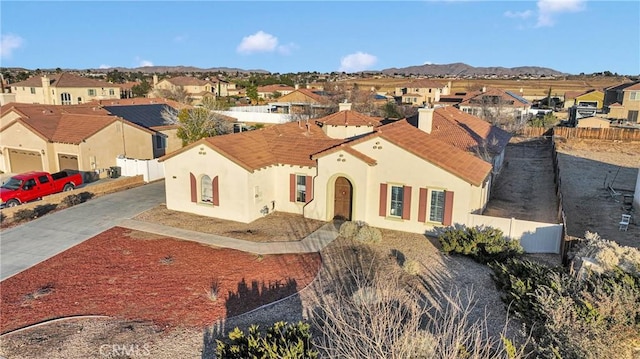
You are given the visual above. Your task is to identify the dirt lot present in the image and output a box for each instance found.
[484,138,559,223]
[555,138,640,247]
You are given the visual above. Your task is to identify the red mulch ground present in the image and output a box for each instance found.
[0,227,321,334]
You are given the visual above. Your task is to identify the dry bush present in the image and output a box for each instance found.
[308,241,528,359]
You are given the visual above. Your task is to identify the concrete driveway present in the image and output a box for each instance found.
[0,180,166,280]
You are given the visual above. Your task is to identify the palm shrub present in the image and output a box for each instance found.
[438,225,523,264]
[215,321,318,359]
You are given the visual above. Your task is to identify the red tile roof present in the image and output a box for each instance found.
[162,76,212,87]
[624,83,640,91]
[89,97,192,110]
[313,119,492,186]
[316,110,382,127]
[2,114,147,145]
[1,103,111,119]
[428,106,512,154]
[459,88,530,108]
[10,73,119,88]
[278,89,326,103]
[160,120,342,171]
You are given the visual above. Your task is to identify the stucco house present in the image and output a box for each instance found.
[394,79,451,106]
[457,87,531,127]
[563,89,604,110]
[9,73,121,105]
[161,104,511,235]
[0,103,154,174]
[257,84,296,99]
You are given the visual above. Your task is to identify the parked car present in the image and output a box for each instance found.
[0,171,83,208]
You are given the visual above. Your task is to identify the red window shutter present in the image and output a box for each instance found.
[443,191,454,226]
[379,183,387,217]
[289,174,296,202]
[212,176,219,206]
[402,186,412,220]
[305,175,313,203]
[190,172,197,203]
[418,188,427,222]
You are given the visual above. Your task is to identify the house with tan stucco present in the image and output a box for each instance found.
[9,73,121,105]
[160,104,511,235]
[395,79,451,106]
[0,103,155,174]
[604,82,640,123]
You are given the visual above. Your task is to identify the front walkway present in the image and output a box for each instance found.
[118,218,341,255]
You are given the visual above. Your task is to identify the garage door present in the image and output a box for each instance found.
[58,153,79,171]
[8,149,43,173]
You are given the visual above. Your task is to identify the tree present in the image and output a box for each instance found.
[246,84,258,104]
[161,107,232,146]
[154,86,191,104]
[131,80,152,98]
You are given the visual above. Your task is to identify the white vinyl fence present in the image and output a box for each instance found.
[468,214,563,253]
[116,157,164,183]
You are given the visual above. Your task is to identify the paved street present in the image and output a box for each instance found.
[0,180,166,280]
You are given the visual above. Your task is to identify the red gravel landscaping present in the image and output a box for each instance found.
[0,227,321,334]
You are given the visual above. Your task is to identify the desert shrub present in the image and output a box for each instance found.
[13,208,37,222]
[339,221,382,244]
[355,225,382,244]
[439,225,523,264]
[61,192,94,207]
[33,203,57,217]
[402,259,421,275]
[490,258,558,322]
[572,231,640,276]
[490,256,640,359]
[215,321,317,359]
[339,221,359,239]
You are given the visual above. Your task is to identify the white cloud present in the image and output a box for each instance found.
[504,10,533,19]
[139,59,154,67]
[237,31,278,54]
[99,64,112,69]
[0,34,24,59]
[536,0,585,27]
[339,52,378,73]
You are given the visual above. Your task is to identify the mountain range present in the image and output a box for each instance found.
[379,62,566,77]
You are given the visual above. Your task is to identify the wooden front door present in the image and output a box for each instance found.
[333,177,353,220]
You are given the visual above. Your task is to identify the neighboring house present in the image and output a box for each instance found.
[152,75,215,104]
[257,84,296,99]
[99,98,236,157]
[394,79,451,106]
[457,87,531,126]
[9,73,121,105]
[563,89,604,110]
[269,89,333,118]
[0,103,154,174]
[574,116,611,128]
[604,81,640,122]
[160,104,510,236]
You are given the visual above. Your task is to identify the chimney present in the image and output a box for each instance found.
[41,76,52,104]
[482,86,487,93]
[418,107,434,134]
[294,83,300,90]
[339,102,352,111]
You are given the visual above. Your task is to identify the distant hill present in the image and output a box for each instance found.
[90,66,270,74]
[380,62,566,77]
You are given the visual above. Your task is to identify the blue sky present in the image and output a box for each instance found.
[1,1,638,75]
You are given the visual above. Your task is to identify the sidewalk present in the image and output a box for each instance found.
[118,218,341,255]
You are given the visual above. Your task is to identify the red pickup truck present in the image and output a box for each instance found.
[0,171,83,208]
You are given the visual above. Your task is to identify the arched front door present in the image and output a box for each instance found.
[333,177,353,220]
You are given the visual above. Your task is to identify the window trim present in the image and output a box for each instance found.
[88,88,96,96]
[295,174,307,203]
[428,189,446,224]
[388,184,404,218]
